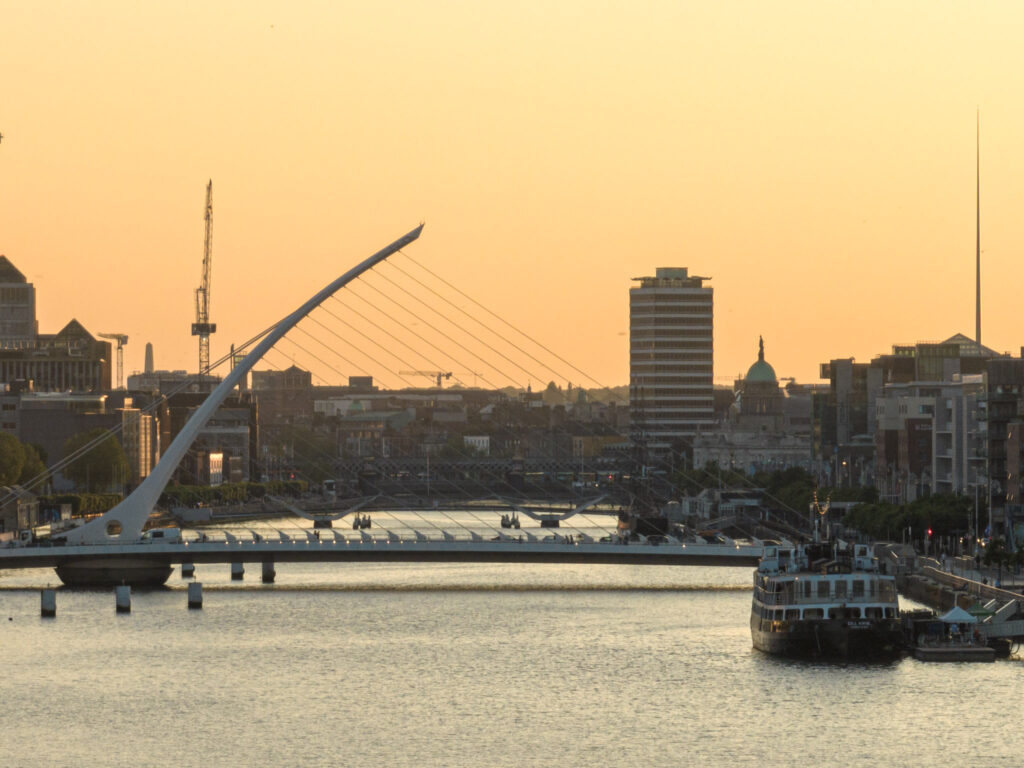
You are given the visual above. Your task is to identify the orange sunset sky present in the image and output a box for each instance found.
[2,2,1023,390]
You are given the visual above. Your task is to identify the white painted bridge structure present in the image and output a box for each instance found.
[0,225,764,585]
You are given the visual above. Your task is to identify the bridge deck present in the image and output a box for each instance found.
[0,538,762,570]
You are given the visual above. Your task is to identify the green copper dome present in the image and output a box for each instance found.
[745,336,777,383]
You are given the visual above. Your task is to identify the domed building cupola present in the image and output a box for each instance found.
[733,336,784,427]
[745,336,777,384]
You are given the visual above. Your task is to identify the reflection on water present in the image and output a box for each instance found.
[3,562,1023,767]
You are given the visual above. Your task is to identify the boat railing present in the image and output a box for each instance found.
[755,587,898,606]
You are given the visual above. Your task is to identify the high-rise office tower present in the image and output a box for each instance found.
[629,268,713,457]
[0,255,37,343]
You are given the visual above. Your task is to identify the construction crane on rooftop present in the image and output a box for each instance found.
[191,180,217,376]
[400,370,452,387]
[99,333,128,390]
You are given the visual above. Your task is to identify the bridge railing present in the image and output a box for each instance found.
[161,527,761,550]
[919,565,1024,609]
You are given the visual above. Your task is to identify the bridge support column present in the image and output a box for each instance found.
[230,562,244,581]
[181,561,195,578]
[262,560,276,584]
[40,589,56,617]
[187,581,203,609]
[115,585,131,613]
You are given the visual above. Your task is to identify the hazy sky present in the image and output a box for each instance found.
[2,2,1022,389]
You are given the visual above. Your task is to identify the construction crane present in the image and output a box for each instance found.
[191,180,217,375]
[99,333,129,389]
[399,370,452,387]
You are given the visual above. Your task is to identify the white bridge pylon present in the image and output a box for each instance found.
[58,224,425,546]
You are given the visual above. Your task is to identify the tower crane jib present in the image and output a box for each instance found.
[191,180,217,375]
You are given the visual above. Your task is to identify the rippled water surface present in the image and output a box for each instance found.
[3,561,1021,767]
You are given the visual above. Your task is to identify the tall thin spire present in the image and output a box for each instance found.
[976,108,981,345]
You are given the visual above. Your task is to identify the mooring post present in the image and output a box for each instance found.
[181,561,195,578]
[230,562,244,580]
[187,581,203,609]
[115,585,131,613]
[262,559,276,584]
[40,588,56,618]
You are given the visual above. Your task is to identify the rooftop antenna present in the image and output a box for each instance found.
[976,109,981,346]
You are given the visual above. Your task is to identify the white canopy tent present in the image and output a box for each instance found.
[939,606,978,624]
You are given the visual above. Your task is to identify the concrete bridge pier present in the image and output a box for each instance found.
[115,585,131,613]
[230,562,244,581]
[262,559,276,583]
[40,588,56,617]
[187,581,203,609]
[181,561,195,578]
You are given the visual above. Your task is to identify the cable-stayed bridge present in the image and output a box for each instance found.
[0,224,772,585]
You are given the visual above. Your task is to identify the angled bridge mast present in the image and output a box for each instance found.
[60,224,425,545]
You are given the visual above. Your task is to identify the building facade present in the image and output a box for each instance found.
[629,268,713,458]
[0,256,111,392]
[0,256,37,342]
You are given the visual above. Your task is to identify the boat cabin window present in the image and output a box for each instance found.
[835,580,847,598]
[852,580,865,597]
[803,581,811,598]
[785,609,800,620]
[804,608,824,619]
[817,581,830,598]
[884,608,895,618]
[864,607,881,619]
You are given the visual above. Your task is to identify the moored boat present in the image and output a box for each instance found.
[750,501,902,660]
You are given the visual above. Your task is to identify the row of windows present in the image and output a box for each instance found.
[630,293,712,303]
[0,287,32,303]
[638,424,714,434]
[631,336,712,344]
[631,399,712,408]
[631,376,712,385]
[633,409,714,417]
[631,320,714,330]
[632,388,713,398]
[756,606,896,623]
[631,326,712,334]
[630,368,712,376]
[631,351,713,361]
[631,340,713,350]
[629,305,712,315]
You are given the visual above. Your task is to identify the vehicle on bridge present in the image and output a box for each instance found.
[140,528,183,545]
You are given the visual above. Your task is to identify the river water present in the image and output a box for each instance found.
[2,559,1022,768]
